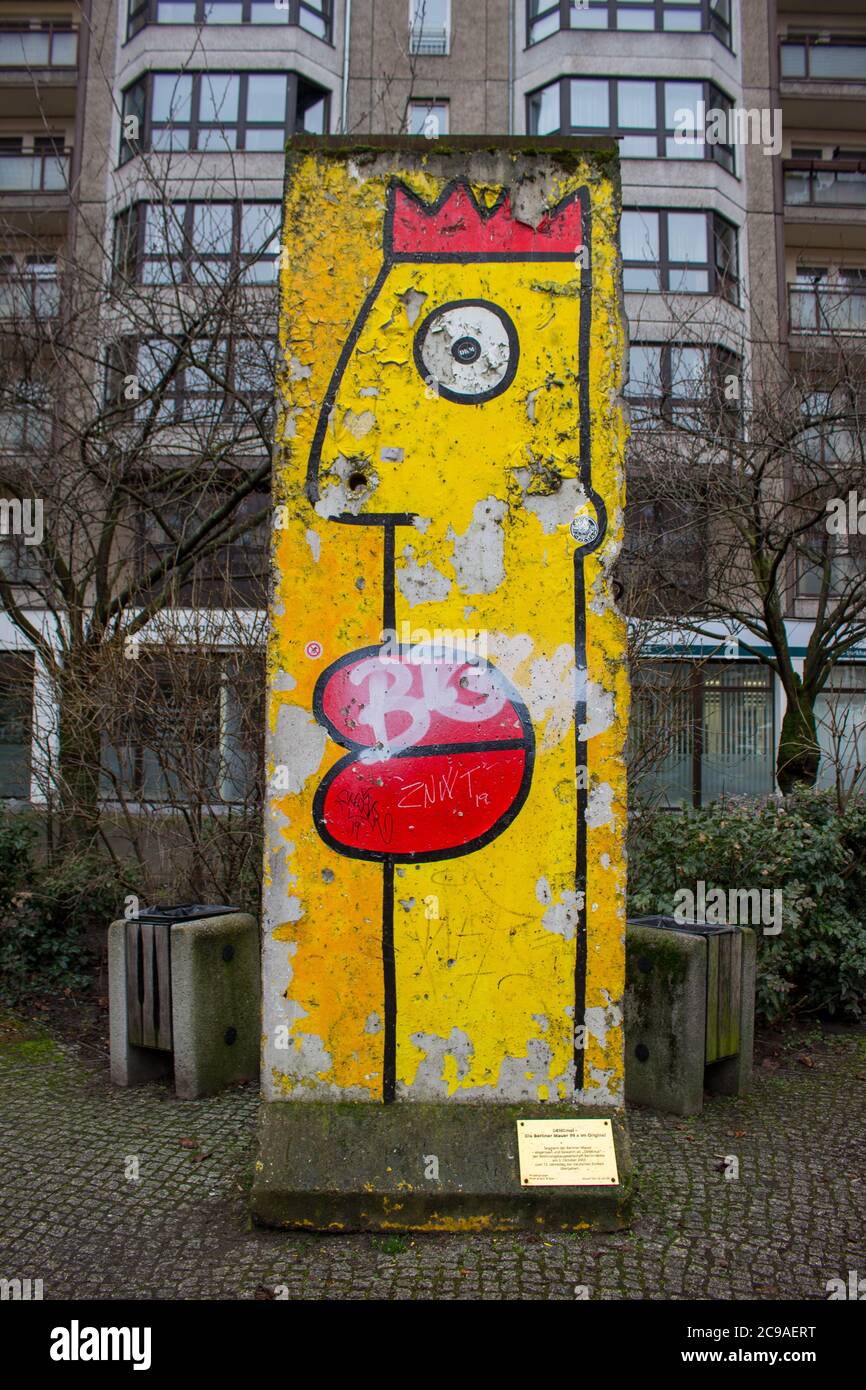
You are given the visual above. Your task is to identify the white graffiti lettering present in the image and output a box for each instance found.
[349,658,506,762]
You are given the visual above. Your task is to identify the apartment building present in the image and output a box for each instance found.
[0,0,863,811]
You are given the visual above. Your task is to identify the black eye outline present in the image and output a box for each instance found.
[413,298,520,405]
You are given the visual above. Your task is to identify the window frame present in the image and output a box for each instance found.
[100,647,266,806]
[624,339,741,429]
[409,0,451,56]
[526,0,733,51]
[119,69,330,164]
[526,75,736,172]
[107,335,277,426]
[114,199,281,286]
[621,207,739,301]
[126,0,332,45]
[0,22,79,68]
[406,99,450,136]
[136,484,271,609]
[632,658,775,808]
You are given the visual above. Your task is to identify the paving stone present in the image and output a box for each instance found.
[0,1026,863,1300]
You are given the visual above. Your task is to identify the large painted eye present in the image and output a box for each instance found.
[414,299,519,404]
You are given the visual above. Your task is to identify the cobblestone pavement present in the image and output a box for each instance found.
[0,1013,863,1301]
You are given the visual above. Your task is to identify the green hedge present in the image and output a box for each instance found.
[0,815,139,1001]
[628,791,866,1024]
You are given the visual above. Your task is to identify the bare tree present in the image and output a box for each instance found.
[619,279,866,795]
[0,21,276,858]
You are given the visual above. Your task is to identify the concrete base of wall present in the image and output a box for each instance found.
[250,1102,632,1232]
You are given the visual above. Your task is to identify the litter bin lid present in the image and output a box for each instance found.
[628,914,739,937]
[136,903,241,925]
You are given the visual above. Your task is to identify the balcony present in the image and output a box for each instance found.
[408,26,448,55]
[0,25,78,69]
[784,160,866,208]
[788,281,866,336]
[0,149,70,194]
[0,26,78,119]
[780,38,866,83]
[780,38,866,132]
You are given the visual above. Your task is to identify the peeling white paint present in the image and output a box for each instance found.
[396,545,452,607]
[273,705,327,794]
[289,354,311,381]
[586,780,615,830]
[542,889,581,941]
[579,679,615,741]
[448,496,507,595]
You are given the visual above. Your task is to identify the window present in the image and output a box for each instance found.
[114,202,280,285]
[409,0,450,55]
[101,650,264,804]
[528,77,735,170]
[407,100,449,137]
[0,380,52,450]
[631,661,775,808]
[527,0,731,49]
[139,489,269,607]
[108,337,276,425]
[0,134,69,191]
[789,266,866,335]
[625,341,740,430]
[621,209,738,299]
[793,390,865,599]
[0,254,59,317]
[781,36,866,82]
[815,665,866,795]
[127,0,331,42]
[0,653,32,798]
[619,485,707,616]
[120,71,328,161]
[0,23,78,66]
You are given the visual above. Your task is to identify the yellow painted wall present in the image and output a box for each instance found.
[263,145,628,1108]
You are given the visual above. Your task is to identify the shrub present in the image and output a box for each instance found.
[628,790,866,1024]
[0,831,139,1002]
[0,811,36,913]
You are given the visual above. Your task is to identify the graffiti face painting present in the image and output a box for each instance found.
[265,148,628,1110]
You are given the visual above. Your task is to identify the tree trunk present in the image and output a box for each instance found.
[57,652,105,853]
[776,678,820,794]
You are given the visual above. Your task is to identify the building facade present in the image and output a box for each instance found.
[0,0,864,810]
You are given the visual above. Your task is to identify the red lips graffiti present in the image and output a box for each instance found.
[312,646,535,862]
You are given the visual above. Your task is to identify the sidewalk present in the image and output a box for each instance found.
[0,1013,862,1300]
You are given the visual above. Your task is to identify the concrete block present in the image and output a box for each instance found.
[170,913,260,1100]
[108,912,260,1100]
[625,925,707,1117]
[624,922,756,1117]
[108,920,172,1089]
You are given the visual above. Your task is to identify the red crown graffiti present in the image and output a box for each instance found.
[387,180,584,260]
